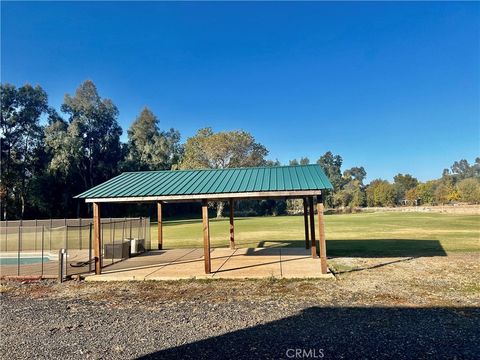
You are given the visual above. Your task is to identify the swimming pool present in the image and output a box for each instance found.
[0,256,52,266]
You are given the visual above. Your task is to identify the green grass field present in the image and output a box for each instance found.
[157,212,479,257]
[2,212,478,257]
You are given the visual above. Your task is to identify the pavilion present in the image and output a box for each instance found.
[75,164,333,275]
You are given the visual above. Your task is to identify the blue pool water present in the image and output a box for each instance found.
[0,257,51,265]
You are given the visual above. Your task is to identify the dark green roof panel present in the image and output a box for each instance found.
[75,164,333,199]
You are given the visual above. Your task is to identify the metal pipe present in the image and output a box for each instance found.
[111,221,114,264]
[58,249,65,283]
[17,227,21,276]
[65,226,68,277]
[41,225,45,277]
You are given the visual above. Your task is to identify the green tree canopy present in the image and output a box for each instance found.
[52,80,123,189]
[457,178,480,204]
[415,181,438,205]
[124,107,181,171]
[393,173,418,203]
[366,179,396,207]
[44,80,123,216]
[0,83,48,219]
[299,157,310,165]
[316,151,343,190]
[179,128,268,170]
[179,128,268,217]
[343,166,367,185]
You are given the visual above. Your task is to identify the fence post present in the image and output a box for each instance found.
[34,219,38,251]
[17,227,21,276]
[41,225,45,277]
[4,226,7,252]
[58,249,65,283]
[129,219,132,239]
[143,217,147,247]
[50,219,53,250]
[88,223,93,273]
[79,218,82,250]
[111,221,114,264]
[64,225,68,277]
[137,217,141,239]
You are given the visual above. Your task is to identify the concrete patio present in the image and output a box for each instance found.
[85,248,334,281]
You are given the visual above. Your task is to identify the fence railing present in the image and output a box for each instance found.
[0,217,150,279]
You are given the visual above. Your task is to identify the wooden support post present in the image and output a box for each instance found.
[229,199,235,249]
[303,197,310,249]
[317,195,328,274]
[202,200,211,274]
[308,196,316,258]
[93,202,102,275]
[157,201,163,250]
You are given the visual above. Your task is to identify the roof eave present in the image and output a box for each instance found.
[82,189,325,203]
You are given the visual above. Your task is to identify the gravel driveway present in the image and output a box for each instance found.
[1,254,479,359]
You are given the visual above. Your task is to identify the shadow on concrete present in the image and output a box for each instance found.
[136,306,479,359]
[238,239,447,258]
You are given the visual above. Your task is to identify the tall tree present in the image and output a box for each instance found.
[457,178,480,203]
[449,158,480,180]
[124,107,181,171]
[179,127,268,216]
[316,151,343,206]
[415,181,438,205]
[316,152,343,189]
[179,128,268,170]
[45,80,123,215]
[343,166,367,185]
[0,83,48,219]
[393,173,418,203]
[366,179,396,207]
[265,159,281,167]
[299,157,310,165]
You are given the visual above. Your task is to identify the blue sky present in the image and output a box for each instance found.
[2,1,479,182]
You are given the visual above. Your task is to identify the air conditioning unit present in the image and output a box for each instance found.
[104,240,130,259]
[128,238,145,255]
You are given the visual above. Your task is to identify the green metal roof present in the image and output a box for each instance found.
[75,164,333,200]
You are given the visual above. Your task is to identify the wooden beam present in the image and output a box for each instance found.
[157,201,163,250]
[308,196,316,258]
[303,197,310,249]
[229,199,235,249]
[202,200,211,274]
[317,195,328,274]
[93,202,102,275]
[84,190,323,203]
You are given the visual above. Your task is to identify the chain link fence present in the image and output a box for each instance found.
[0,217,150,279]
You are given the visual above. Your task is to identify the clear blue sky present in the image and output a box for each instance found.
[2,1,479,182]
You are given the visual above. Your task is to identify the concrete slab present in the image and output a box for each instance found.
[85,248,334,281]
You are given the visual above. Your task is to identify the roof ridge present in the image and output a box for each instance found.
[122,163,320,174]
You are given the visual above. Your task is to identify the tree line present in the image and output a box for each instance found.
[287,155,480,211]
[1,80,479,220]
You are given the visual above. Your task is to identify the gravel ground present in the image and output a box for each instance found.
[1,254,479,359]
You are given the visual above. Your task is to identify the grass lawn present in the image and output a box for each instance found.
[2,212,478,257]
[156,212,479,257]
